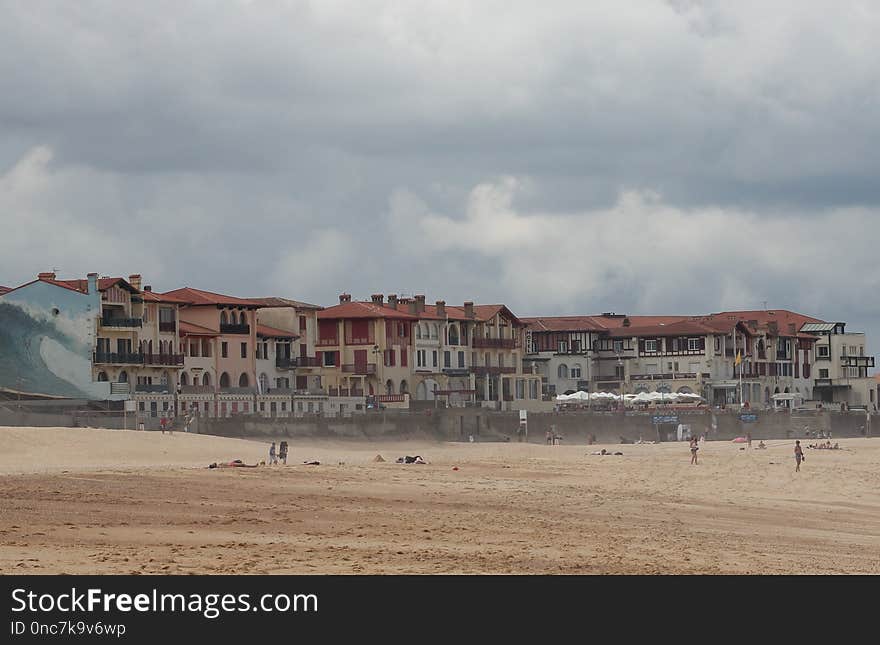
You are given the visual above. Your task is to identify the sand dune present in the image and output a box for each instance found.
[1,426,879,574]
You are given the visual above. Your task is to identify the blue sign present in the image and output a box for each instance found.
[652,415,679,425]
[740,414,758,423]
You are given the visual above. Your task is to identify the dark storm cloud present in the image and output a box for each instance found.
[1,0,878,350]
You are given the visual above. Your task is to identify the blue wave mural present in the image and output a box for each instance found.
[0,280,108,399]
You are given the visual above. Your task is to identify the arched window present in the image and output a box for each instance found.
[118,371,128,383]
[557,364,569,379]
[220,311,228,325]
[416,325,422,339]
[239,373,249,388]
[239,312,246,325]
[97,371,108,382]
[431,324,438,339]
[386,379,394,395]
[399,379,409,394]
[656,385,671,393]
[202,372,211,387]
[448,325,459,345]
[677,386,693,394]
[570,363,582,379]
[179,372,189,386]
[484,353,490,367]
[220,372,230,388]
[259,373,269,393]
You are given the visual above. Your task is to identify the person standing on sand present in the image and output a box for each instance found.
[269,442,277,465]
[794,440,804,472]
[690,436,699,465]
[278,441,288,465]
[746,431,752,448]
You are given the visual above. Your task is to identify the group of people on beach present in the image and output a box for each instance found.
[808,440,839,450]
[268,441,288,465]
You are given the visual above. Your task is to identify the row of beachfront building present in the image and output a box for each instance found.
[0,271,876,420]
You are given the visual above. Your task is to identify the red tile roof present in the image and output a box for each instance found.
[0,286,10,295]
[178,321,219,337]
[55,277,138,294]
[523,314,689,333]
[702,310,824,339]
[257,324,299,339]
[318,301,420,320]
[162,287,259,307]
[608,320,722,338]
[139,290,190,304]
[249,297,322,310]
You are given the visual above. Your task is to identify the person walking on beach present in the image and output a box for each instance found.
[278,441,288,465]
[794,440,804,472]
[746,431,752,449]
[690,436,699,465]
[269,442,278,465]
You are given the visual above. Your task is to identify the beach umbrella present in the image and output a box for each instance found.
[731,436,748,443]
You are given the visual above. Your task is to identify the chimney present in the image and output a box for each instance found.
[87,272,98,294]
[408,299,418,315]
[387,294,398,310]
[339,293,351,303]
[436,300,446,317]
[623,317,631,327]
[38,271,56,280]
[464,301,475,319]
[128,274,142,291]
[415,294,426,313]
[371,293,384,306]
[144,285,152,292]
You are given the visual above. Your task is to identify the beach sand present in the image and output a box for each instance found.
[1,426,879,574]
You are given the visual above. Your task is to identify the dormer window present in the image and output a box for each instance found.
[645,340,657,353]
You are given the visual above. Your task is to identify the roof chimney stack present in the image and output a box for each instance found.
[464,301,475,319]
[436,300,446,317]
[128,274,142,291]
[408,299,418,315]
[38,271,56,281]
[339,293,351,303]
[87,272,98,295]
[415,294,426,313]
[144,285,152,292]
[623,317,630,327]
[387,294,398,310]
[371,293,384,306]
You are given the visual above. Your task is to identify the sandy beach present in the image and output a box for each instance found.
[1,426,879,574]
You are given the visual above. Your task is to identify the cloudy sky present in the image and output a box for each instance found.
[1,1,878,350]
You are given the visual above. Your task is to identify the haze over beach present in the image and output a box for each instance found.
[2,426,879,574]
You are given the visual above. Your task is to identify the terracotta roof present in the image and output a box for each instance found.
[522,316,612,333]
[161,287,259,307]
[55,277,138,294]
[138,290,190,304]
[257,324,300,339]
[318,301,420,320]
[178,321,219,337]
[704,310,824,339]
[249,296,322,310]
[608,320,722,338]
[0,286,10,295]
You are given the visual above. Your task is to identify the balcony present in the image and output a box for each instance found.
[442,367,470,376]
[472,366,517,376]
[841,356,875,368]
[316,338,339,347]
[159,321,176,333]
[219,323,250,335]
[144,353,184,366]
[377,394,406,403]
[101,317,143,328]
[472,337,519,349]
[630,372,698,381]
[276,356,321,369]
[341,363,377,375]
[94,352,144,365]
[135,384,174,393]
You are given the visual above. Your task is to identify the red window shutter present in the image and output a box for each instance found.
[401,349,408,367]
[318,320,337,342]
[316,351,323,365]
[391,349,396,366]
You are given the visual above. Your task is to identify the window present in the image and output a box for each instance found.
[458,351,465,368]
[240,342,247,358]
[220,311,228,326]
[645,340,657,353]
[239,373,249,387]
[159,307,174,324]
[417,350,426,367]
[615,365,625,379]
[299,316,307,332]
[221,342,228,358]
[850,345,858,356]
[529,380,538,399]
[444,351,451,368]
[202,339,211,357]
[571,364,581,378]
[687,338,700,351]
[714,337,721,352]
[189,342,199,357]
[818,345,829,357]
[448,325,459,345]
[259,373,269,393]
[432,351,438,367]
[516,379,525,399]
[558,364,569,379]
[557,340,568,353]
[819,369,829,378]
[323,351,336,366]
[613,340,624,353]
